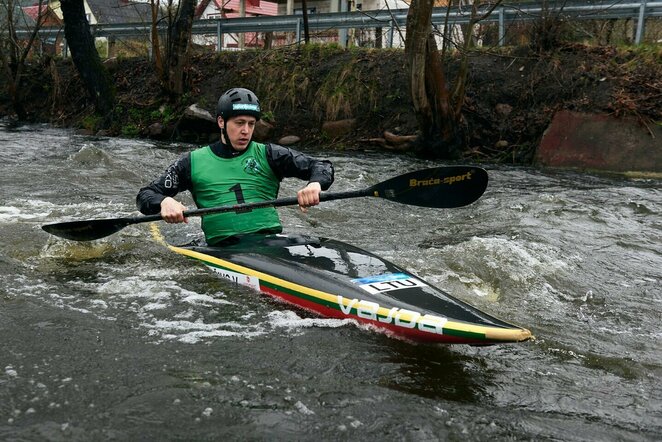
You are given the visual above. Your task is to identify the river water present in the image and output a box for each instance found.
[0,121,660,441]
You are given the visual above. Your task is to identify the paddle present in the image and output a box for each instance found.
[42,165,488,241]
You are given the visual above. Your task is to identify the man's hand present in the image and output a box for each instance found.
[160,197,188,223]
[297,182,322,213]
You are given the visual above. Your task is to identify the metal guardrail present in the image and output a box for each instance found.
[13,0,662,47]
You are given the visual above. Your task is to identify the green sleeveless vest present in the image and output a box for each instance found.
[190,142,282,244]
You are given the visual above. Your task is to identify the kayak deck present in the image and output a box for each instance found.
[158,230,532,345]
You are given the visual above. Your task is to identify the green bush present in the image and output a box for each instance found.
[121,123,140,137]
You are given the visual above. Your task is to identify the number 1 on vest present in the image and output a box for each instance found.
[229,183,252,213]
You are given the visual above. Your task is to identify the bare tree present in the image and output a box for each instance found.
[0,0,47,119]
[148,0,196,99]
[167,0,196,97]
[149,0,166,83]
[405,0,501,158]
[60,0,115,121]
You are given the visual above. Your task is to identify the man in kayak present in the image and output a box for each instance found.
[136,87,334,246]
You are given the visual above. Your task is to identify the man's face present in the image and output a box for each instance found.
[219,115,256,151]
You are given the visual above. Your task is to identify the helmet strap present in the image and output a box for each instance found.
[219,117,237,151]
[221,125,233,149]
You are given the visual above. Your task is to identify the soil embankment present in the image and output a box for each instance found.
[2,44,660,171]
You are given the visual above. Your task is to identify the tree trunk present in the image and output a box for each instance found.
[0,0,23,118]
[60,0,115,122]
[405,0,460,159]
[0,0,47,119]
[166,0,196,98]
[301,0,311,44]
[150,0,165,83]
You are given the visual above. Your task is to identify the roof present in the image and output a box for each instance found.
[85,0,153,24]
[4,1,48,27]
[22,4,48,21]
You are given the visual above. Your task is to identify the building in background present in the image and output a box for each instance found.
[275,0,411,47]
[46,0,154,57]
[195,0,278,49]
[9,0,63,56]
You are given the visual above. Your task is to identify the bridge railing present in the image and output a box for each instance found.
[12,0,662,54]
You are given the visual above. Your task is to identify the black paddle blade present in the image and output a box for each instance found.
[42,218,134,241]
[371,166,488,208]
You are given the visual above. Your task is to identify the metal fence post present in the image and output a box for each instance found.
[339,0,349,48]
[635,0,648,44]
[148,32,152,61]
[217,21,222,52]
[498,7,505,46]
[296,18,301,45]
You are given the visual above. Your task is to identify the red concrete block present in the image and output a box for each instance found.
[537,110,662,173]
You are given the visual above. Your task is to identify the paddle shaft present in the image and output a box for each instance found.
[119,189,372,225]
[182,188,372,218]
[110,190,370,229]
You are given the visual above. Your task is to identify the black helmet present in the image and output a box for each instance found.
[216,88,261,121]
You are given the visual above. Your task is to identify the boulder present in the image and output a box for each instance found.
[177,103,218,136]
[384,131,417,146]
[278,135,301,146]
[148,122,164,138]
[322,119,356,139]
[253,119,274,142]
[184,104,215,123]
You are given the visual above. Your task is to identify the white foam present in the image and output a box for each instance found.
[158,327,265,344]
[173,309,196,319]
[89,300,108,309]
[434,236,573,293]
[474,237,568,278]
[143,317,266,344]
[96,277,181,300]
[142,302,168,311]
[0,206,19,215]
[5,198,136,226]
[0,205,52,222]
[148,318,226,332]
[181,293,234,306]
[294,401,315,415]
[267,310,353,330]
[29,261,265,344]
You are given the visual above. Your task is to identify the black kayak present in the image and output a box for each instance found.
[153,227,532,345]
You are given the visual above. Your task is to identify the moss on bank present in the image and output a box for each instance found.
[1,44,660,164]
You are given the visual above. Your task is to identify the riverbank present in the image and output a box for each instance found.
[1,43,660,167]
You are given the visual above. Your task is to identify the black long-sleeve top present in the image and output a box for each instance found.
[136,141,334,214]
